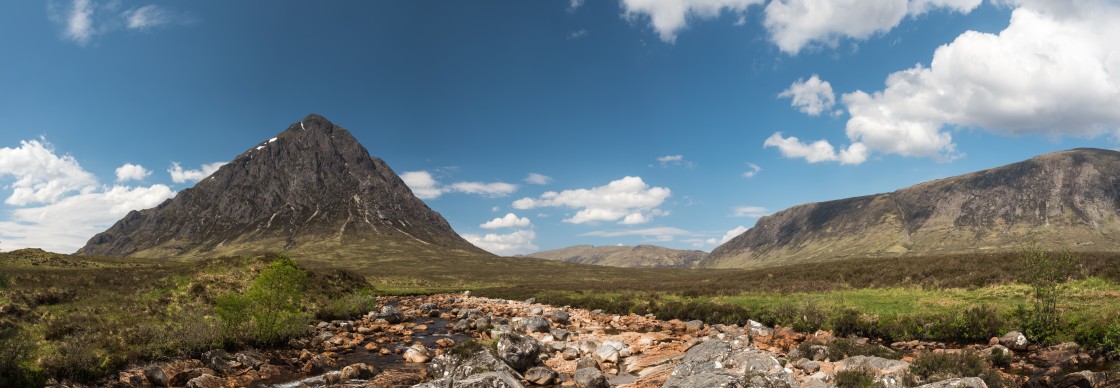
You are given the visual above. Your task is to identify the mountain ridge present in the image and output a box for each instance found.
[527,244,706,268]
[704,148,1120,268]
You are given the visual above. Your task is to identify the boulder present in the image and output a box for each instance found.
[747,320,774,337]
[914,377,988,387]
[384,305,407,323]
[999,331,1029,351]
[685,320,705,333]
[142,365,169,387]
[578,339,600,355]
[340,362,380,380]
[521,317,551,333]
[418,371,525,388]
[663,371,744,388]
[550,328,571,341]
[594,345,620,364]
[837,356,910,377]
[550,310,570,324]
[497,332,542,372]
[574,367,609,388]
[524,366,557,385]
[185,374,224,388]
[429,342,519,381]
[404,344,432,363]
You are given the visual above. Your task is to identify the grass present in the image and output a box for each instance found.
[2,247,1119,385]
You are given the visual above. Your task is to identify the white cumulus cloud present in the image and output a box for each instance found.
[764,132,868,164]
[480,213,532,229]
[763,0,981,54]
[512,176,671,225]
[463,230,538,256]
[732,206,768,218]
[114,163,150,182]
[719,225,750,244]
[779,74,836,116]
[0,138,97,206]
[168,161,224,184]
[524,173,552,185]
[0,184,175,253]
[621,0,763,43]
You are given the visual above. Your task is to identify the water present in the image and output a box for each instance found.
[267,316,471,387]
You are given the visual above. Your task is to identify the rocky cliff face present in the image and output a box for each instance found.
[77,114,488,259]
[704,148,1120,268]
[527,245,706,268]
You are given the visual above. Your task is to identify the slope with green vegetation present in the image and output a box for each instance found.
[706,148,1120,268]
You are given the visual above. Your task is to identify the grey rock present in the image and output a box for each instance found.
[185,374,224,388]
[378,305,405,324]
[574,367,609,388]
[747,320,774,337]
[685,320,705,332]
[530,307,544,316]
[142,366,169,387]
[497,331,542,372]
[837,355,910,376]
[524,366,557,385]
[521,317,551,333]
[915,377,988,387]
[418,371,525,388]
[594,345,620,364]
[999,331,1029,351]
[578,339,599,355]
[550,310,570,324]
[428,342,518,381]
[550,328,571,341]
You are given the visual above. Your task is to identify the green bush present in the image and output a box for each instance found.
[953,305,1005,342]
[834,366,880,388]
[0,328,43,387]
[315,290,377,321]
[0,273,10,289]
[43,335,120,384]
[216,256,310,346]
[1074,320,1120,355]
[988,347,1012,368]
[908,350,987,384]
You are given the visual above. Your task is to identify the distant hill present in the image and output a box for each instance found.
[77,114,489,260]
[704,148,1120,268]
[527,245,707,268]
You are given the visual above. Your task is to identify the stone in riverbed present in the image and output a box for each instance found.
[339,362,380,380]
[404,344,432,363]
[524,366,557,385]
[498,331,542,372]
[574,367,609,388]
[185,374,224,388]
[521,317,551,333]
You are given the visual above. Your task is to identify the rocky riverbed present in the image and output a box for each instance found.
[97,293,1116,387]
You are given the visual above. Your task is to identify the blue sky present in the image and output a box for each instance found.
[1,1,1117,255]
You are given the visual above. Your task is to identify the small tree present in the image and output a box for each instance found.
[1018,243,1074,344]
[217,256,309,346]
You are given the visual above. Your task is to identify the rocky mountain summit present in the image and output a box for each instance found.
[77,114,487,260]
[108,294,1113,387]
[527,245,707,268]
[705,148,1120,268]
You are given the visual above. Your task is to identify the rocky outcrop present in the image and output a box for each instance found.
[77,114,488,260]
[527,245,707,268]
[706,148,1120,268]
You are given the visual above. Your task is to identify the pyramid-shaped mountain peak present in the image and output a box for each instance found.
[77,114,488,259]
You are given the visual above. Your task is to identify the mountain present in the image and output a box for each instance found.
[704,148,1120,268]
[527,245,707,268]
[77,114,489,260]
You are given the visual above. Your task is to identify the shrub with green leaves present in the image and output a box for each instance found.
[1018,244,1074,345]
[315,290,377,321]
[908,350,987,383]
[0,327,43,387]
[217,256,310,346]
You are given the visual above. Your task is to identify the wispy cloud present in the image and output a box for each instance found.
[742,162,761,178]
[401,170,518,199]
[568,29,589,40]
[48,0,187,46]
[731,206,768,218]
